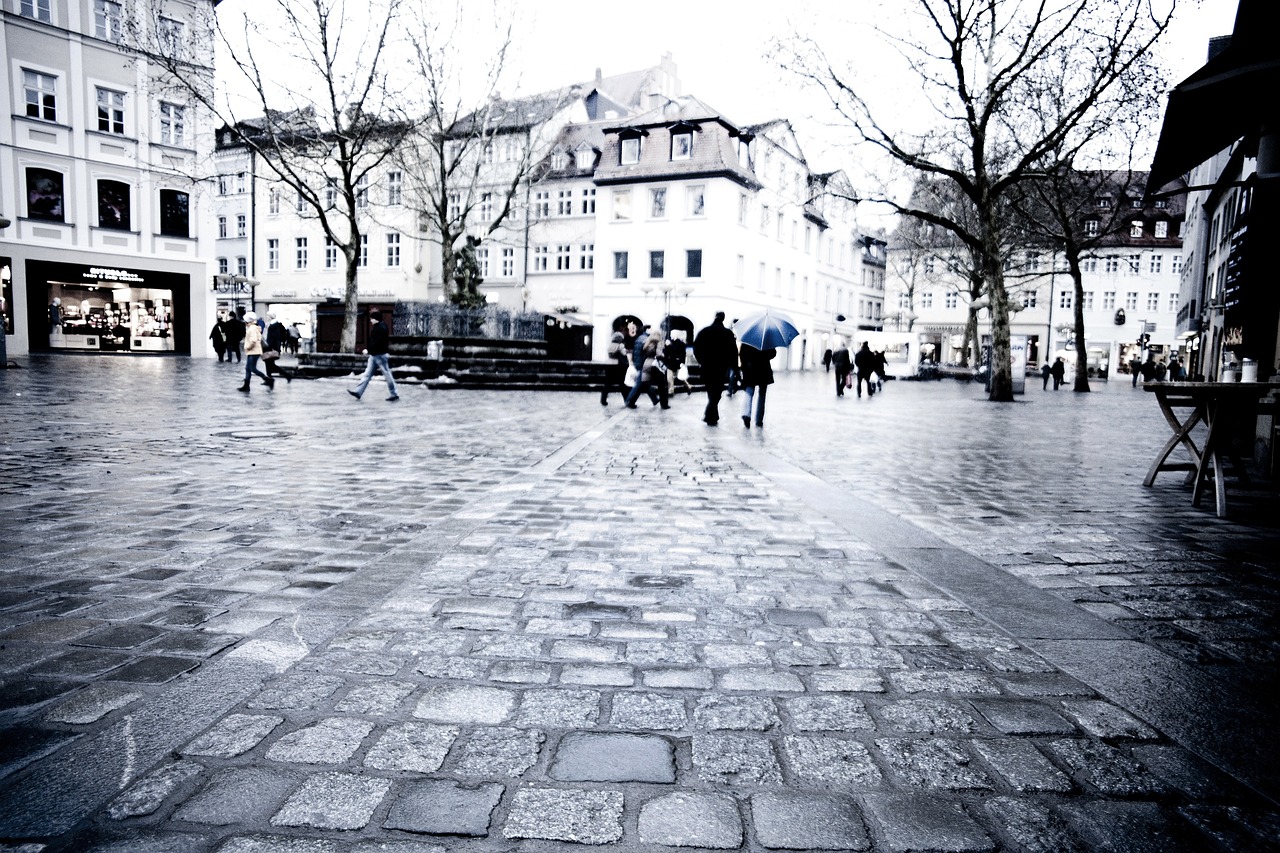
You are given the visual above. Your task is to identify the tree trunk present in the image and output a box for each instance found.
[1068,255,1090,392]
[983,227,1014,401]
[341,244,360,353]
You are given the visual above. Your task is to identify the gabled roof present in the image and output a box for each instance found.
[448,90,575,137]
[535,122,609,180]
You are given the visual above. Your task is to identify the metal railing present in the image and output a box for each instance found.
[393,302,544,340]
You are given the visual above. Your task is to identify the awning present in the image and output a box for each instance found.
[1146,0,1280,194]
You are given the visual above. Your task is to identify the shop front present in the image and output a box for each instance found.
[26,260,190,355]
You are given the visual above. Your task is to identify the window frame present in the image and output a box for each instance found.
[23,69,58,123]
[688,185,705,217]
[386,232,401,267]
[613,251,628,280]
[94,0,123,41]
[96,179,131,230]
[96,87,126,135]
[295,236,308,270]
[671,130,693,161]
[620,136,642,165]
[685,249,702,278]
[158,188,189,237]
[20,0,52,22]
[649,250,665,279]
[158,101,186,147]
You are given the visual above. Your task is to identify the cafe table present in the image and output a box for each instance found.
[1143,381,1276,517]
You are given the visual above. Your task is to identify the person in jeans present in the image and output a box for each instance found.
[348,310,399,401]
[237,311,273,392]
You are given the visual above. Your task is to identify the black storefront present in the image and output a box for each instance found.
[26,260,191,355]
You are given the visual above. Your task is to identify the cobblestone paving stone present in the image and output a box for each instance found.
[1,357,1278,850]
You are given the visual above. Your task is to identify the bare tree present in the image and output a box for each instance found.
[781,0,1175,400]
[397,5,574,307]
[142,0,419,352]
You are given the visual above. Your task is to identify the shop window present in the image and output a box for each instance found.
[26,168,64,222]
[159,189,189,237]
[97,180,131,230]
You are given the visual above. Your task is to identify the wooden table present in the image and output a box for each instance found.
[1143,382,1275,517]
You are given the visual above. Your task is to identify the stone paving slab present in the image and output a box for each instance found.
[0,358,1278,851]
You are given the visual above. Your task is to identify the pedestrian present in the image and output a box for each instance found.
[209,316,228,362]
[624,330,670,409]
[237,311,273,392]
[692,311,738,426]
[225,309,245,363]
[1169,358,1187,381]
[831,337,851,397]
[348,310,399,401]
[853,341,877,398]
[1051,356,1066,390]
[874,350,888,391]
[1041,361,1051,390]
[286,323,302,355]
[664,329,691,396]
[738,343,775,428]
[1139,354,1158,384]
[1155,359,1168,382]
[1130,355,1142,387]
[263,313,293,383]
[599,326,630,405]
[822,347,833,373]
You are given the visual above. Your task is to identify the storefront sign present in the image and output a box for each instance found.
[213,276,252,295]
[85,267,145,284]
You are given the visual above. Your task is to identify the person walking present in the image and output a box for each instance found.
[600,327,630,405]
[664,329,691,396]
[348,310,399,401]
[286,323,302,355]
[210,317,228,363]
[1169,357,1187,381]
[624,331,670,409]
[1130,355,1142,387]
[1050,356,1066,390]
[822,347,833,373]
[831,338,852,397]
[692,312,738,426]
[853,341,877,398]
[225,309,245,363]
[238,311,273,392]
[738,343,775,428]
[263,313,293,383]
[1041,361,1052,390]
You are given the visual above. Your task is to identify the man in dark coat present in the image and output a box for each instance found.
[264,313,293,382]
[347,310,398,401]
[832,339,852,397]
[224,309,245,363]
[692,312,739,426]
[853,341,877,397]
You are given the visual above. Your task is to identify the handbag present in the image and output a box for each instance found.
[624,365,638,386]
[845,372,853,388]
[262,349,280,360]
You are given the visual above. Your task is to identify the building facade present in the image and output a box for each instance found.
[1,0,217,359]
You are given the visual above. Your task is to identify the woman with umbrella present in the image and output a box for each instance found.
[733,309,798,428]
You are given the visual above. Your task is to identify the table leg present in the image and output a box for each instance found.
[1143,397,1204,487]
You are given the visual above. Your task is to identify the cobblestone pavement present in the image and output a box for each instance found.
[1,356,1278,852]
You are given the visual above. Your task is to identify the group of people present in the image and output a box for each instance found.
[1130,354,1187,385]
[209,306,297,392]
[601,312,776,428]
[827,340,886,398]
[1040,357,1067,390]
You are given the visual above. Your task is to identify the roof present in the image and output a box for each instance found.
[448,90,575,137]
[1147,0,1280,193]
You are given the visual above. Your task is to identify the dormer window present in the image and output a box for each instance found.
[620,136,642,165]
[671,131,693,160]
[575,148,594,170]
[1130,220,1144,238]
[1085,218,1099,236]
[1096,196,1112,209]
[551,151,567,170]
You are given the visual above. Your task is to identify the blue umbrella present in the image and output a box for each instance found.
[733,309,800,350]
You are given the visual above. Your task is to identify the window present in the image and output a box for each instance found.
[1127,254,1141,274]
[387,170,402,206]
[323,179,337,209]
[921,291,934,309]
[1025,252,1041,272]
[1154,221,1168,239]
[358,234,368,267]
[237,257,247,276]
[1105,255,1120,274]
[355,175,369,209]
[805,225,812,254]
[579,244,594,271]
[1059,291,1072,310]
[96,87,125,134]
[1130,221,1144,238]
[758,262,766,292]
[447,191,461,221]
[159,102,185,146]
[1103,291,1115,310]
[736,254,745,287]
[671,131,693,160]
[1171,254,1183,275]
[1168,293,1179,312]
[738,193,749,226]
[649,250,665,279]
[269,189,281,215]
[480,192,493,221]
[556,244,572,271]
[158,16,186,57]
[217,217,228,238]
[386,233,400,267]
[613,190,631,221]
[20,0,51,22]
[1083,291,1094,310]
[1149,254,1163,275]
[1126,291,1139,310]
[760,203,769,232]
[236,214,246,238]
[1082,256,1097,273]
[476,247,489,278]
[533,191,550,218]
[924,256,936,274]
[1021,290,1037,309]
[576,149,594,170]
[581,188,596,214]
[557,189,573,216]
[295,237,308,270]
[613,251,628,279]
[686,249,702,278]
[774,268,782,296]
[1155,199,1168,209]
[1085,218,1099,236]
[688,185,705,216]
[1096,196,1112,209]
[218,175,230,196]
[94,0,122,41]
[620,136,641,165]
[325,237,338,269]
[296,190,308,214]
[267,239,279,270]
[776,212,784,239]
[533,246,549,272]
[1130,198,1143,209]
[650,188,667,218]
[501,248,514,277]
[1147,292,1159,311]
[94,179,131,230]
[236,173,246,194]
[217,258,228,275]
[945,292,958,309]
[158,189,188,237]
[23,70,57,122]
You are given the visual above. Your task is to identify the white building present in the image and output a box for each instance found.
[1,0,217,358]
